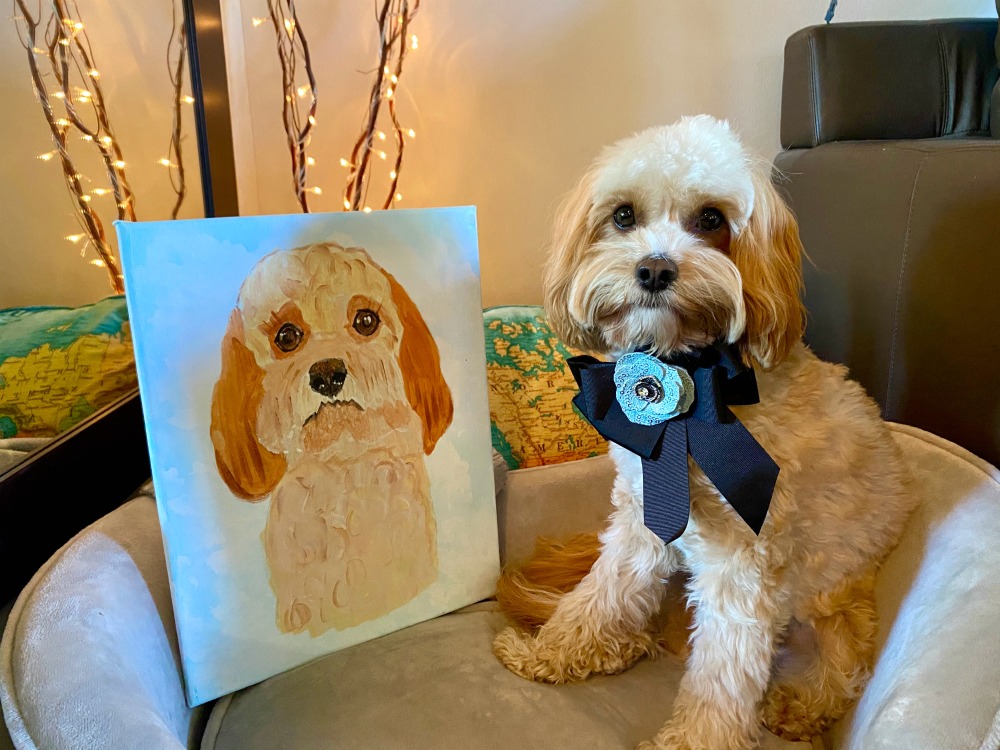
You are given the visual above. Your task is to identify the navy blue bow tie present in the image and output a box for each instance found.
[567,343,779,544]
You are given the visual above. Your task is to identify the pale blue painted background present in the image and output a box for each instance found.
[117,207,498,705]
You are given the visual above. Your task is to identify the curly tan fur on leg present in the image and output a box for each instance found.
[762,571,878,741]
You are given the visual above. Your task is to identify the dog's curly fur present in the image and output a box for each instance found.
[492,117,916,749]
[210,243,453,637]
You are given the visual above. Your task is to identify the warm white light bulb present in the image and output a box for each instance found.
[410,35,418,49]
[80,194,92,202]
[377,131,386,141]
[306,156,315,166]
[88,69,99,78]
[158,158,173,167]
[100,135,112,145]
[297,85,309,98]
[339,158,349,167]
[385,87,393,99]
[182,95,195,104]
[309,186,322,195]
[65,234,84,243]
[395,193,402,201]
[407,128,416,138]
[389,170,397,179]
[37,151,56,161]
[308,115,316,126]
[363,206,372,213]
[252,17,265,27]
[114,160,126,168]
[378,151,387,160]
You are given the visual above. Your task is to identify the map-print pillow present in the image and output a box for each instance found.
[484,306,607,470]
[0,296,137,438]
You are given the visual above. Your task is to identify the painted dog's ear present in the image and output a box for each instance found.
[385,271,454,454]
[210,310,287,499]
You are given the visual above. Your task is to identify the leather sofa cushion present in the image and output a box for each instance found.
[776,138,1000,468]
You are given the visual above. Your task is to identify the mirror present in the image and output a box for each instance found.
[0,0,207,471]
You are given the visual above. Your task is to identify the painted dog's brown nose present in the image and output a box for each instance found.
[309,358,347,397]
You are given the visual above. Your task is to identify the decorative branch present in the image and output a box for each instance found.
[265,0,318,212]
[166,0,188,219]
[343,0,419,212]
[13,0,129,292]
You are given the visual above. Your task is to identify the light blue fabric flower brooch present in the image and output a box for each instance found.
[613,352,695,426]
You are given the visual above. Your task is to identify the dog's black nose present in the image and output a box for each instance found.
[636,257,678,293]
[309,358,348,397]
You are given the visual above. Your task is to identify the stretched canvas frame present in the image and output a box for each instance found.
[118,207,497,705]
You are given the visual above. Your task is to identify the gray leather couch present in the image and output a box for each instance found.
[775,16,1000,467]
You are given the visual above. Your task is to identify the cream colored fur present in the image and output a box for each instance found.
[492,117,916,749]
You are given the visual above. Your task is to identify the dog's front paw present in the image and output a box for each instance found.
[761,683,830,741]
[493,625,650,684]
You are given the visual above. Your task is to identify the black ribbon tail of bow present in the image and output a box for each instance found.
[641,420,690,543]
[687,419,779,534]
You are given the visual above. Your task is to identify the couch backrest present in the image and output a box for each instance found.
[782,19,998,148]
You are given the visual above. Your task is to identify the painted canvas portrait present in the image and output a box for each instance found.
[118,207,497,705]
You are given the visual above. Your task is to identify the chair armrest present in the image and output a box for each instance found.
[781,19,998,148]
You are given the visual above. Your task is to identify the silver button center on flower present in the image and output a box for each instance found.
[634,376,664,403]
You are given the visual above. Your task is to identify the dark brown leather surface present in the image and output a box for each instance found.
[782,20,998,148]
[776,140,1000,467]
[994,1,1000,136]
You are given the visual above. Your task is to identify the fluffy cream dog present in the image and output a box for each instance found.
[210,242,453,637]
[492,116,916,749]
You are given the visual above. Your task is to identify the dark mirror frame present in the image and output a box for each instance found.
[0,0,238,604]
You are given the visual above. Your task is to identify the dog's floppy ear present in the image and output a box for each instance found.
[210,310,287,499]
[385,272,453,454]
[542,171,606,354]
[731,172,806,370]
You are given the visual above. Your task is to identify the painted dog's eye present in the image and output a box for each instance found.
[352,309,380,337]
[274,322,304,352]
[613,204,636,230]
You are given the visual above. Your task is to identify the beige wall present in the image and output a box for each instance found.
[1,0,203,308]
[222,0,996,309]
[4,1,994,309]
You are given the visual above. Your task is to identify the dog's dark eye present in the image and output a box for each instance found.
[353,309,380,337]
[612,204,636,230]
[694,208,726,232]
[274,322,303,352]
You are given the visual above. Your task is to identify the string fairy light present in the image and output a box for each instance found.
[165,0,189,219]
[342,0,421,212]
[263,0,318,212]
[251,0,421,212]
[13,0,137,292]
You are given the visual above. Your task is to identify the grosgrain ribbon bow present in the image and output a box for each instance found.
[568,343,779,544]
